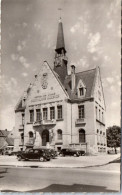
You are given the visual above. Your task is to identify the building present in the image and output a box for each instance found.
[0,129,14,154]
[14,17,106,154]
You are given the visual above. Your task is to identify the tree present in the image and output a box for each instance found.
[106,125,121,153]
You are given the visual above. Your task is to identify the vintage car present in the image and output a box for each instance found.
[59,148,80,157]
[17,148,50,162]
[34,147,57,159]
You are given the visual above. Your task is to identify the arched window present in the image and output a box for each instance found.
[29,131,33,138]
[57,129,62,140]
[79,129,85,143]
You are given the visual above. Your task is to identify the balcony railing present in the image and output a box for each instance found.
[75,118,86,125]
[33,119,56,127]
[33,121,42,127]
[42,119,56,125]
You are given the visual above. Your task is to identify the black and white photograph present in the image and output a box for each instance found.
[0,0,121,193]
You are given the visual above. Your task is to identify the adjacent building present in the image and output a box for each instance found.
[14,18,106,153]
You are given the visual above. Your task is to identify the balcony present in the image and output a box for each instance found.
[33,119,56,127]
[41,119,56,125]
[75,118,86,125]
[33,121,42,127]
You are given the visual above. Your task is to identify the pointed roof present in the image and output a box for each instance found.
[55,18,66,53]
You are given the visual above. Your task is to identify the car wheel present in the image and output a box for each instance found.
[40,157,44,162]
[18,156,22,161]
[74,154,76,157]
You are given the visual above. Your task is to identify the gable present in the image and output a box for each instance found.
[27,61,68,106]
[93,67,105,109]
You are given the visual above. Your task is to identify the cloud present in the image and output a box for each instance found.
[77,57,89,69]
[22,72,28,77]
[34,23,41,31]
[22,22,27,28]
[17,45,22,51]
[70,22,80,33]
[11,54,18,61]
[17,40,26,52]
[19,56,30,68]
[87,32,101,53]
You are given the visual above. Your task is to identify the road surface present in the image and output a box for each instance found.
[0,164,120,192]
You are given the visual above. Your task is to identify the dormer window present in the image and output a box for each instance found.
[77,79,86,98]
[79,87,84,96]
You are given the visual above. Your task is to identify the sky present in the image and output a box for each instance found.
[1,0,121,130]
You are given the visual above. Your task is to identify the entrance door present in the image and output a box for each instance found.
[42,130,49,146]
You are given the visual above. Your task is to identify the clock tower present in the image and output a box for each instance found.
[54,17,68,84]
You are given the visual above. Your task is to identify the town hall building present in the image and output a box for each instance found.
[14,17,106,154]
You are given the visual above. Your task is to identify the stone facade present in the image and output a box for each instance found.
[14,19,106,154]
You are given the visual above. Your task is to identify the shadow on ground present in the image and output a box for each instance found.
[2,183,118,192]
[0,168,8,178]
[109,157,121,164]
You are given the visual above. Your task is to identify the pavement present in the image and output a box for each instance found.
[0,153,120,168]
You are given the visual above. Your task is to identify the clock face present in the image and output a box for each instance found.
[41,73,48,89]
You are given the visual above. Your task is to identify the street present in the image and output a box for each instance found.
[0,164,120,192]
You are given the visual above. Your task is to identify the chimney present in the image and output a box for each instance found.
[71,65,76,92]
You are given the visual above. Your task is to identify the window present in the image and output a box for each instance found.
[57,129,62,140]
[57,105,62,119]
[50,107,55,120]
[22,113,25,125]
[96,107,97,119]
[78,105,85,119]
[99,109,101,121]
[43,108,48,120]
[102,112,104,122]
[98,90,101,101]
[79,87,84,96]
[30,110,34,123]
[36,109,41,121]
[79,129,85,143]
[21,133,24,144]
[29,131,33,138]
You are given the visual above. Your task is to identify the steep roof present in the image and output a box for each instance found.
[64,68,96,100]
[6,137,14,146]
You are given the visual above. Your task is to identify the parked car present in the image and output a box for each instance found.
[49,149,57,159]
[107,149,117,154]
[59,148,79,157]
[17,148,50,162]
[34,147,57,159]
[73,148,85,156]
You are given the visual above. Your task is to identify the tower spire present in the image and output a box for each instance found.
[55,8,66,54]
[54,12,68,83]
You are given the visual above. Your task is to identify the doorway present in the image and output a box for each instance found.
[42,129,49,146]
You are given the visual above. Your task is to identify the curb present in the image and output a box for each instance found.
[0,162,112,169]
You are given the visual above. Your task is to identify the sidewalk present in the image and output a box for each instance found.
[0,153,120,168]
